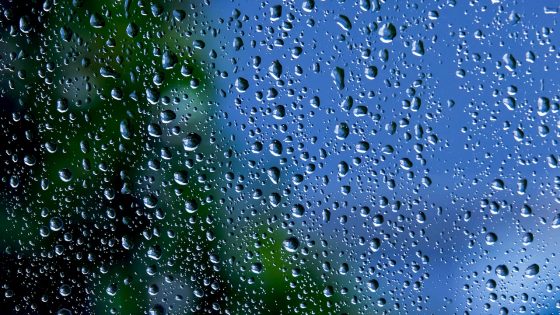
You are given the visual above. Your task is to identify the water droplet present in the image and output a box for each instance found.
[331,67,345,90]
[495,265,509,278]
[335,122,350,140]
[89,13,105,28]
[282,237,300,253]
[270,5,282,21]
[162,51,178,69]
[19,16,32,33]
[485,232,498,245]
[524,264,539,278]
[235,77,249,92]
[378,23,397,43]
[412,40,425,56]
[268,60,283,80]
[336,15,352,31]
[183,133,202,151]
[59,284,71,297]
[49,217,63,231]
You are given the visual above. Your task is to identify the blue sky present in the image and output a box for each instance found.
[207,0,560,313]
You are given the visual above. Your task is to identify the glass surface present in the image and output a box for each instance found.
[1,0,559,314]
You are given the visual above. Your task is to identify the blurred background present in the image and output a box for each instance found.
[1,0,560,314]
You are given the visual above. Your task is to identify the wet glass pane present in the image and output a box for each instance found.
[1,0,559,314]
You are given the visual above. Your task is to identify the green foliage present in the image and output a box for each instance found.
[0,1,352,314]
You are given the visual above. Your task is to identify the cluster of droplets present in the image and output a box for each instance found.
[1,0,560,314]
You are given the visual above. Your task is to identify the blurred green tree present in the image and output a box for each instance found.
[0,1,356,314]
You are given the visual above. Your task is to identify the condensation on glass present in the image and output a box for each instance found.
[0,0,558,314]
